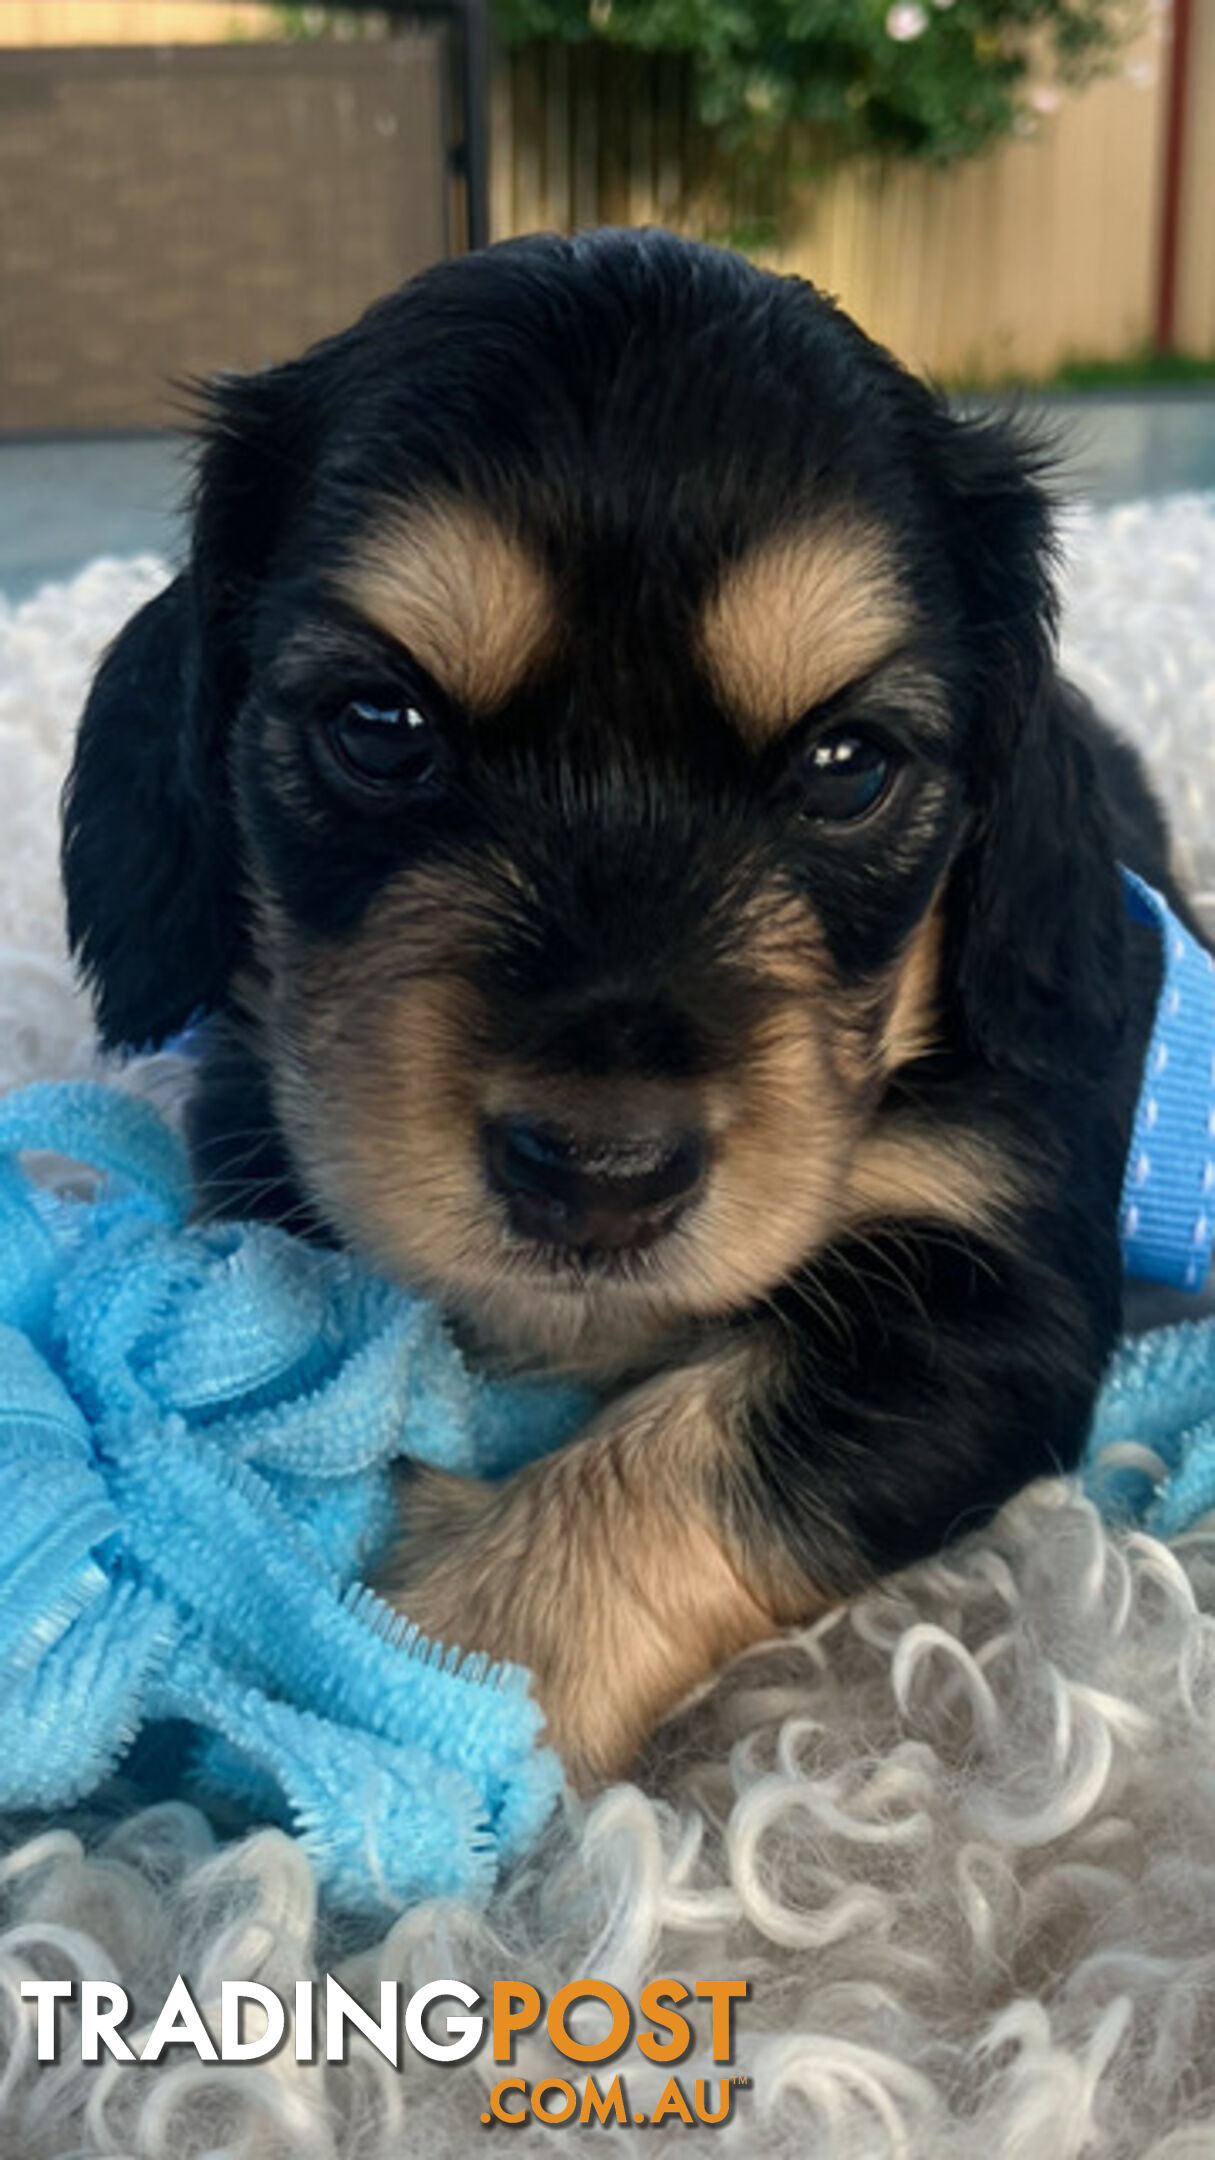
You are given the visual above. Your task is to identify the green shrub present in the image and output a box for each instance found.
[491,0,1143,164]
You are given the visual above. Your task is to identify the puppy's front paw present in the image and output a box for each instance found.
[370,1370,787,1791]
[371,1459,633,1788]
[383,1463,499,1581]
[375,1462,510,1654]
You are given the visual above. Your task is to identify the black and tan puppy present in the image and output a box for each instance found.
[63,229,1193,1784]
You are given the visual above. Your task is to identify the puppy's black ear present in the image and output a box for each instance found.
[62,364,310,1050]
[947,684,1126,1081]
[61,572,235,1050]
[926,408,1126,1081]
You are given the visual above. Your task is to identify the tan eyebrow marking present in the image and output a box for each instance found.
[338,498,557,713]
[699,520,914,745]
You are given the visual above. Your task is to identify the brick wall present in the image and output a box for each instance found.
[0,36,450,430]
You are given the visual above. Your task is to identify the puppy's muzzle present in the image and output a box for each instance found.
[485,1116,706,1252]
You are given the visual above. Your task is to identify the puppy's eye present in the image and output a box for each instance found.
[326,698,442,795]
[797,727,895,824]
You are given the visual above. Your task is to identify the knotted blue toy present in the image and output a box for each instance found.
[0,1082,585,1918]
[2,1070,1215,1921]
[1085,1323,1215,1537]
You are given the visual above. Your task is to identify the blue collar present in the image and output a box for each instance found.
[1119,868,1215,1289]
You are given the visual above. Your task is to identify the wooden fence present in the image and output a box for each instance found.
[3,1,1212,382]
[488,12,1212,382]
[1177,0,1215,356]
[0,3,280,39]
[0,34,450,427]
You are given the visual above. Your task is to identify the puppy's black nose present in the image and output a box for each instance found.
[485,1117,706,1250]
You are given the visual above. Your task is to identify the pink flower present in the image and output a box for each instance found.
[885,2,928,40]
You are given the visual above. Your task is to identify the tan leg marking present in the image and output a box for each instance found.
[374,1346,813,1786]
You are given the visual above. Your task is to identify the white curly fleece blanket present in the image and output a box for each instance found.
[1,500,1215,2160]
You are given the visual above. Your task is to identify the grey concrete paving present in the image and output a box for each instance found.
[2,394,1215,601]
[993,391,1215,508]
[0,435,189,601]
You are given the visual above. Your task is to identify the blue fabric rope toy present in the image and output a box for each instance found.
[0,1083,586,1917]
[0,869,1213,1916]
[1086,1320,1215,1539]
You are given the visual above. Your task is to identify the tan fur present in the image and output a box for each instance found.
[878,900,946,1073]
[680,999,861,1317]
[376,1345,817,1784]
[256,842,1008,1389]
[840,1120,1022,1240]
[274,971,863,1381]
[699,521,912,741]
[827,893,1023,1240]
[816,893,949,1098]
[275,993,492,1297]
[339,499,556,713]
[255,853,886,1380]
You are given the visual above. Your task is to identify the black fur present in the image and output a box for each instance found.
[63,228,1193,1622]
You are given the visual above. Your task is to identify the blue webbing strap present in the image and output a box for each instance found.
[1119,868,1215,1291]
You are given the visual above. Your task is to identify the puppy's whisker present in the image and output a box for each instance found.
[192,1143,286,1185]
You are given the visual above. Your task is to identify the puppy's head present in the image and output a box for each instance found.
[63,230,1121,1376]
